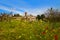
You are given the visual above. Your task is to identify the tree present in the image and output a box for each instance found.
[45,8,60,22]
[14,14,21,17]
[36,15,41,20]
[41,14,45,20]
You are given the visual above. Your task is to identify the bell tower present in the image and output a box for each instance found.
[25,12,27,16]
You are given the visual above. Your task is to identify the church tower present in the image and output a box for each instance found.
[25,12,27,16]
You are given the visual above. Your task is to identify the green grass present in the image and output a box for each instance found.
[0,20,60,40]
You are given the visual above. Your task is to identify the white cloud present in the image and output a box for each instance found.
[0,6,24,15]
[23,8,48,16]
[0,5,50,16]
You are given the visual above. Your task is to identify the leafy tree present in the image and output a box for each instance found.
[41,14,45,20]
[14,14,21,17]
[36,15,41,20]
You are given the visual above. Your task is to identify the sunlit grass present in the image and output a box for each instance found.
[0,20,60,40]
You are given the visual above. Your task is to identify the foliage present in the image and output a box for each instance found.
[36,15,41,20]
[14,14,21,17]
[36,14,45,21]
[41,14,45,20]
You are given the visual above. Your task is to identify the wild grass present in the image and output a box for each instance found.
[0,20,60,40]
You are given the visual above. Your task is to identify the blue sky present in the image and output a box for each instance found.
[0,0,60,15]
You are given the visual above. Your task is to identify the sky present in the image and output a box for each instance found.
[0,0,60,16]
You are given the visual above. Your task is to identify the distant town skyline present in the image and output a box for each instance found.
[0,0,60,16]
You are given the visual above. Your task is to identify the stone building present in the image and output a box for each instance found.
[22,12,36,21]
[0,12,36,21]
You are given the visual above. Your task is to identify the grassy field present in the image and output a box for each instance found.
[0,20,60,40]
